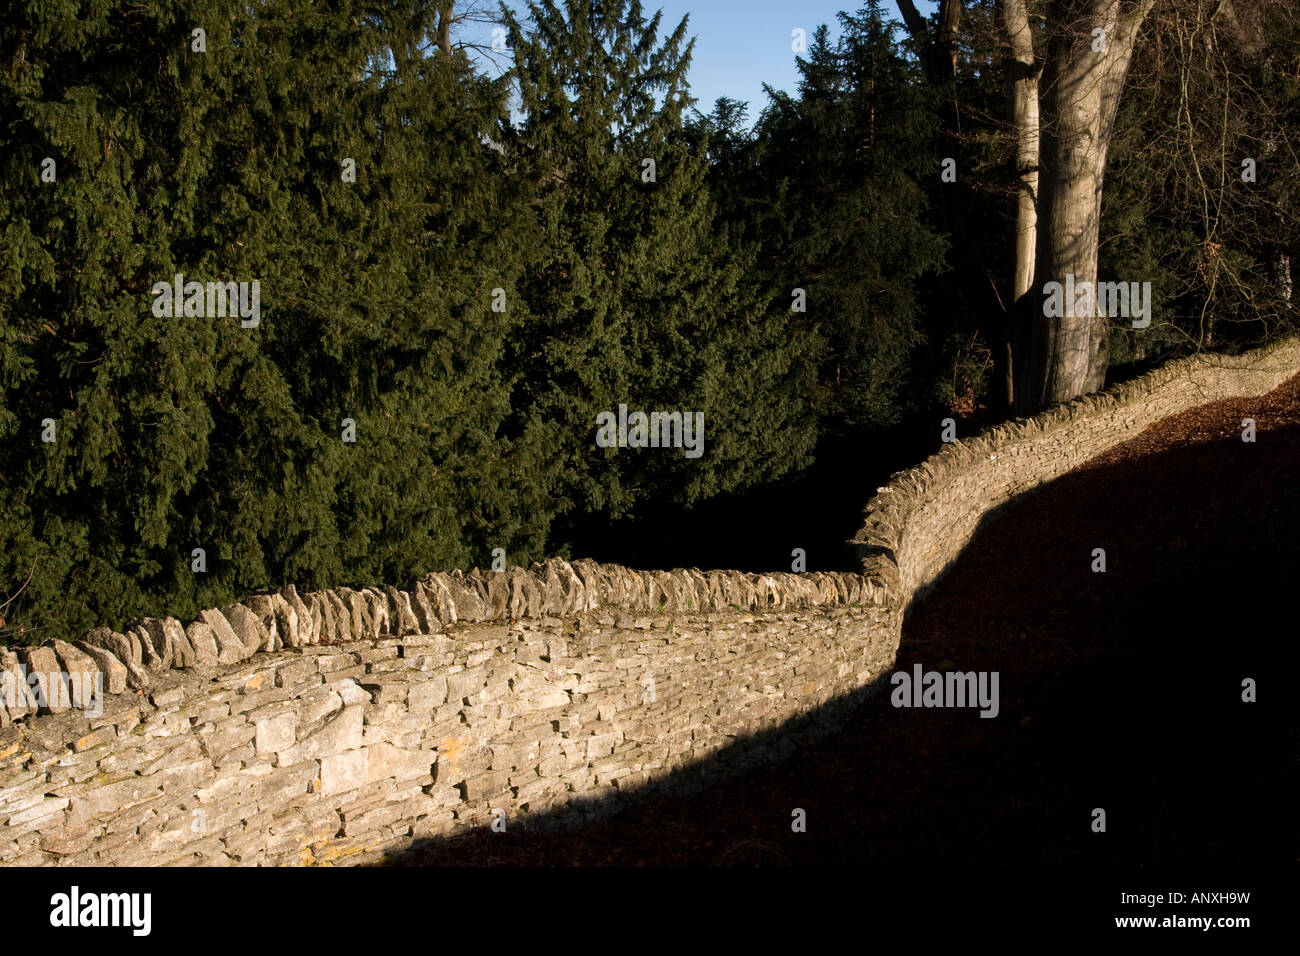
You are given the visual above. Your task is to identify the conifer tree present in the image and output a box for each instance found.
[0,0,532,638]
[747,4,948,429]
[499,0,820,526]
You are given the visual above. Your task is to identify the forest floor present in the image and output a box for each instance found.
[396,371,1300,867]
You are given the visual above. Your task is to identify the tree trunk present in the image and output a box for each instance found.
[1002,0,1040,411]
[1020,0,1154,412]
[898,0,963,84]
[938,0,963,81]
[436,3,453,57]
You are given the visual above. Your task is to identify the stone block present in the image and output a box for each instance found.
[365,742,434,784]
[383,585,420,635]
[296,685,343,727]
[332,678,371,707]
[279,705,363,766]
[222,604,270,656]
[244,595,281,652]
[46,640,102,712]
[320,749,369,795]
[139,618,176,671]
[65,645,119,701]
[269,593,300,649]
[282,586,314,646]
[0,649,36,718]
[358,679,408,705]
[184,621,221,667]
[18,646,68,714]
[82,626,136,666]
[199,609,246,665]
[255,712,297,755]
[462,769,510,802]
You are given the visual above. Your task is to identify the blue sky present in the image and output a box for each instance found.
[461,1,937,128]
[623,1,926,123]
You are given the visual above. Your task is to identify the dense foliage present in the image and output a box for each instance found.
[1,0,1295,642]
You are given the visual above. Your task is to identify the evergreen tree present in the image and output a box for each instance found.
[0,0,532,640]
[499,0,820,529]
[747,4,948,429]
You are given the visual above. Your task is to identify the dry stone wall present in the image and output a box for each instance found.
[1,336,1296,865]
[0,563,892,865]
[851,336,1300,605]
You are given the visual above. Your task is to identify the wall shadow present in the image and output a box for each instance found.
[376,420,1299,867]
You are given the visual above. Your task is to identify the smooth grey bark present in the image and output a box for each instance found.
[1020,0,1155,412]
[1001,0,1041,410]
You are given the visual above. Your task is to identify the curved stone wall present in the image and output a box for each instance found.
[1,336,1296,865]
[850,336,1300,606]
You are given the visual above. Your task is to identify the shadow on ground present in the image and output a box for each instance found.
[380,389,1300,867]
